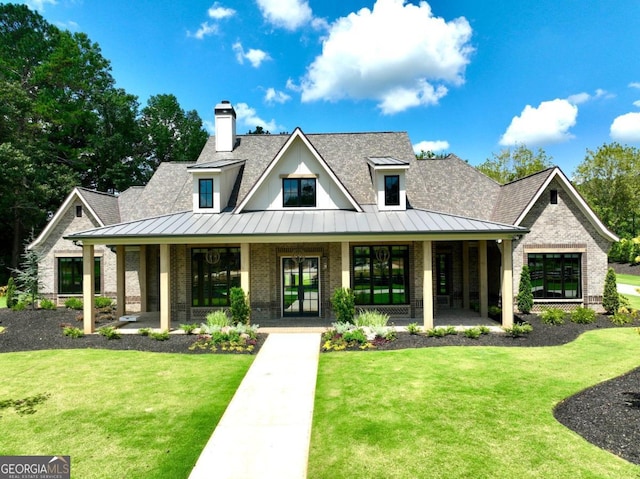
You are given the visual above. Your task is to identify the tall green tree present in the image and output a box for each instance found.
[573,143,640,238]
[476,144,553,184]
[139,94,208,176]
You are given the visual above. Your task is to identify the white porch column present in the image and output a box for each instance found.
[116,245,125,318]
[341,242,350,288]
[501,239,514,327]
[241,243,250,293]
[159,244,171,332]
[139,245,147,312]
[82,244,95,334]
[479,240,488,318]
[462,241,470,310]
[423,240,434,329]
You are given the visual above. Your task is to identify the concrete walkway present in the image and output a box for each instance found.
[189,333,321,479]
[618,283,640,296]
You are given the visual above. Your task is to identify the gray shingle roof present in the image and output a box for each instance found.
[491,168,556,224]
[76,188,120,225]
[409,154,501,220]
[67,205,526,241]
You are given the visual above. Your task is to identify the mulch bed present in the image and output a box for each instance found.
[1,307,639,465]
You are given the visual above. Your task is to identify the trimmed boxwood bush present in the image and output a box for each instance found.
[570,306,596,324]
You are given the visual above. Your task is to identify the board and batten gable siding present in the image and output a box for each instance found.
[512,178,611,309]
[242,137,354,211]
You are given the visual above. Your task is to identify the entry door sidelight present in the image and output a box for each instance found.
[282,257,319,316]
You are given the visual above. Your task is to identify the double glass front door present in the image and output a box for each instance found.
[282,257,319,316]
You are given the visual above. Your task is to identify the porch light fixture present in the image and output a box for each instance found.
[205,249,221,265]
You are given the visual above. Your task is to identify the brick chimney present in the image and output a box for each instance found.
[214,100,236,152]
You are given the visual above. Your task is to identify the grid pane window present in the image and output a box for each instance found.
[199,179,213,208]
[58,257,101,294]
[191,248,241,307]
[352,245,408,305]
[528,253,581,299]
[283,178,316,207]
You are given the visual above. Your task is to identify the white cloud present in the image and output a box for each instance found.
[188,22,219,39]
[188,3,235,39]
[500,99,578,146]
[235,102,281,132]
[232,42,270,67]
[203,120,215,135]
[300,0,473,114]
[567,92,590,105]
[413,140,450,154]
[256,0,313,31]
[610,112,640,142]
[628,82,640,89]
[208,3,235,19]
[24,0,56,11]
[633,100,640,108]
[265,88,291,104]
[55,20,79,30]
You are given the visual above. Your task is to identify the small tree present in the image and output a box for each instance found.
[516,265,534,314]
[12,237,44,310]
[5,276,17,309]
[602,267,619,314]
[331,287,355,324]
[229,287,250,325]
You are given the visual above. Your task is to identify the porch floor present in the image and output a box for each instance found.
[113,309,501,334]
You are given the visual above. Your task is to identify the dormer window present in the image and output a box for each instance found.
[367,157,409,211]
[384,175,400,206]
[199,179,213,209]
[283,178,316,207]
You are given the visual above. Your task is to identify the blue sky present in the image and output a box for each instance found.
[17,0,640,174]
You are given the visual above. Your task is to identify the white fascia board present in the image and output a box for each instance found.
[29,188,105,249]
[514,168,619,242]
[235,128,363,213]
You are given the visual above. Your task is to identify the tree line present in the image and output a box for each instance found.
[475,144,640,243]
[0,4,208,280]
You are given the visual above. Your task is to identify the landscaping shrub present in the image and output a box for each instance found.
[97,326,121,340]
[478,325,491,334]
[203,310,231,332]
[189,323,259,353]
[602,268,619,314]
[229,287,250,325]
[517,265,534,314]
[343,328,368,344]
[541,308,565,325]
[407,322,421,335]
[488,305,502,318]
[426,326,457,338]
[503,322,533,337]
[570,307,596,324]
[464,327,482,339]
[39,298,56,310]
[64,298,83,310]
[62,326,84,338]
[138,328,152,336]
[94,296,113,308]
[5,277,17,309]
[11,301,26,311]
[331,288,355,324]
[149,330,170,341]
[180,323,198,334]
[354,309,389,328]
[610,312,633,326]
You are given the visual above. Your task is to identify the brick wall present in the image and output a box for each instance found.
[513,178,611,310]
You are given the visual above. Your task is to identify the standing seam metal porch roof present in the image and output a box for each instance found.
[66,205,527,241]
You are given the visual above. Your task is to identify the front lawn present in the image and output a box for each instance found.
[617,273,640,287]
[0,349,253,478]
[0,296,5,308]
[309,328,640,478]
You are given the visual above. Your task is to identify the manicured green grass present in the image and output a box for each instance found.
[0,296,6,308]
[618,273,640,287]
[0,350,253,478]
[309,328,640,478]
[624,294,640,310]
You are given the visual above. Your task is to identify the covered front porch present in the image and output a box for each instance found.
[77,237,517,334]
